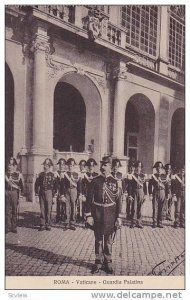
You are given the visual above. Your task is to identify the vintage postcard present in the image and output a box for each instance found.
[4,2,185,293]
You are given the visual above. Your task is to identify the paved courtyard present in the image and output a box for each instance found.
[5,198,185,276]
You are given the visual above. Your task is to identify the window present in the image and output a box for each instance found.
[127,133,138,161]
[169,6,185,70]
[121,5,158,57]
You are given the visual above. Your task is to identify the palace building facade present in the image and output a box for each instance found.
[5,5,185,201]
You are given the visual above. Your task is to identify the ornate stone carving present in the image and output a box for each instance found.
[87,72,107,92]
[46,56,74,79]
[168,67,184,84]
[73,64,85,76]
[109,64,128,81]
[82,8,108,41]
[30,35,51,53]
[134,54,156,71]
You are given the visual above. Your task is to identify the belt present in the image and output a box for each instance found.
[68,186,77,190]
[6,187,18,192]
[93,201,116,207]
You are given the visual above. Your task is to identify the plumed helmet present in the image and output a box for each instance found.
[153,161,164,169]
[112,158,122,167]
[42,158,53,166]
[57,158,66,165]
[100,155,112,165]
[86,158,97,167]
[79,160,86,166]
[7,157,17,166]
[67,158,77,165]
[135,160,143,168]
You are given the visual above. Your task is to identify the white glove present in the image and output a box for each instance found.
[60,195,67,203]
[86,216,94,227]
[78,193,83,201]
[172,195,177,202]
[82,195,86,202]
[128,195,133,201]
[149,194,153,201]
[115,217,122,229]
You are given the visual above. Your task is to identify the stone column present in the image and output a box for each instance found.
[157,6,169,75]
[113,61,128,158]
[30,24,51,154]
[27,22,53,202]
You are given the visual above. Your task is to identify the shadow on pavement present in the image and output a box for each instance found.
[5,243,94,274]
[18,211,41,229]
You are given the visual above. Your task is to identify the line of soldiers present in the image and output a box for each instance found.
[34,157,99,231]
[5,156,185,233]
[5,155,185,274]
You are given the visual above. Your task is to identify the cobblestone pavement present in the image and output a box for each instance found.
[5,198,185,276]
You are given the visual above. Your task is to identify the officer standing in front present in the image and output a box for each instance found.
[149,161,167,228]
[5,157,24,233]
[85,156,122,274]
[35,158,58,231]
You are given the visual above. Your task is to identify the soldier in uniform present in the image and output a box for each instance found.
[55,158,67,223]
[149,161,167,228]
[111,158,123,194]
[164,163,173,221]
[77,160,87,222]
[172,166,185,228]
[128,161,148,229]
[35,158,58,231]
[85,158,98,181]
[63,158,79,230]
[5,157,24,233]
[125,161,136,220]
[85,156,122,274]
[111,158,127,217]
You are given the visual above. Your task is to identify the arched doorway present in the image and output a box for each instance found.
[54,82,86,152]
[53,73,102,164]
[124,94,155,173]
[170,108,185,169]
[5,63,14,163]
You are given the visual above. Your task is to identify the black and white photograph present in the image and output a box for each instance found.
[4,3,185,290]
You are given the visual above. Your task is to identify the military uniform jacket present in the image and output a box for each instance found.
[54,170,66,196]
[5,171,24,194]
[122,173,134,194]
[86,174,122,235]
[148,173,167,195]
[78,171,88,196]
[61,171,79,191]
[80,171,99,196]
[111,171,124,191]
[171,174,185,198]
[35,171,57,196]
[165,174,172,198]
[128,172,147,197]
